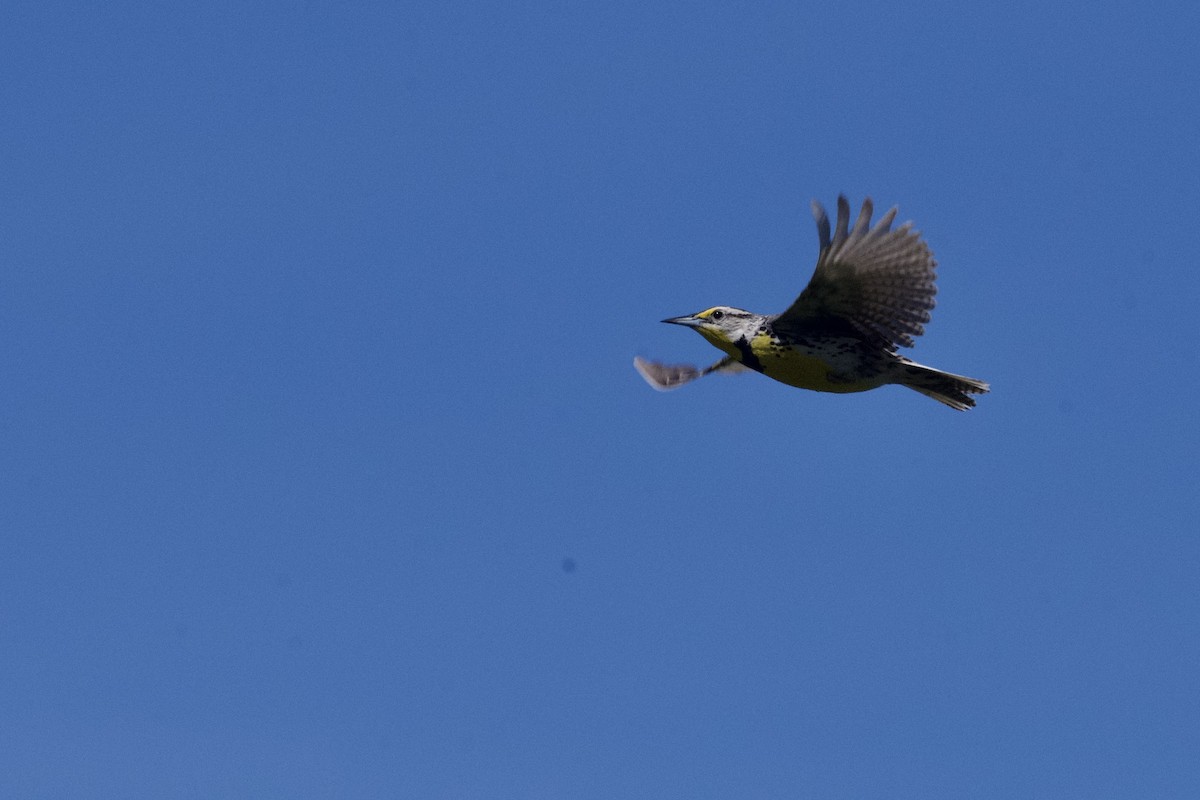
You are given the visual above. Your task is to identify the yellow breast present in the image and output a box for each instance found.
[749,334,878,393]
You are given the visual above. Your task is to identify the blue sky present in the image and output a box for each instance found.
[3,1,1199,797]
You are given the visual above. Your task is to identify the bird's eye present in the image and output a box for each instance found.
[710,309,725,321]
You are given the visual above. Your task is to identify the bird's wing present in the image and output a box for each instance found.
[634,355,746,391]
[773,195,936,350]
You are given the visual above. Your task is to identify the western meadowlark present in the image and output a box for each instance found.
[635,195,989,410]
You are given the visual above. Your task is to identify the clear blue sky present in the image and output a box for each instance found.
[3,1,1199,797]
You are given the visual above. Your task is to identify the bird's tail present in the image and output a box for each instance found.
[894,359,990,411]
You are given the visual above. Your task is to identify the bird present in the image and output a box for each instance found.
[634,195,989,410]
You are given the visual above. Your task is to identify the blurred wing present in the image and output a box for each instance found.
[634,356,745,391]
[774,195,937,350]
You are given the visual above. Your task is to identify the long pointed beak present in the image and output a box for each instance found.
[662,315,702,328]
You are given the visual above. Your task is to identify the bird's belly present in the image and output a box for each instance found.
[751,338,884,394]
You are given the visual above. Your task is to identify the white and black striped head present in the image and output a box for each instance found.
[662,306,765,350]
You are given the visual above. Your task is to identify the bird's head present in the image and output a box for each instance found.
[663,306,761,350]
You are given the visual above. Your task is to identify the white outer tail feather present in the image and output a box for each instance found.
[894,359,990,411]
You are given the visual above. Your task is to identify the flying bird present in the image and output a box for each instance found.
[635,196,989,410]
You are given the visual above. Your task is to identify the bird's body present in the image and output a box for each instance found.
[692,312,885,393]
[635,196,989,410]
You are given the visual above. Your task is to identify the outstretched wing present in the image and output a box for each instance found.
[634,356,747,391]
[774,195,936,350]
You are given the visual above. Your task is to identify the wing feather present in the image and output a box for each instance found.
[774,196,937,350]
[633,356,745,391]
